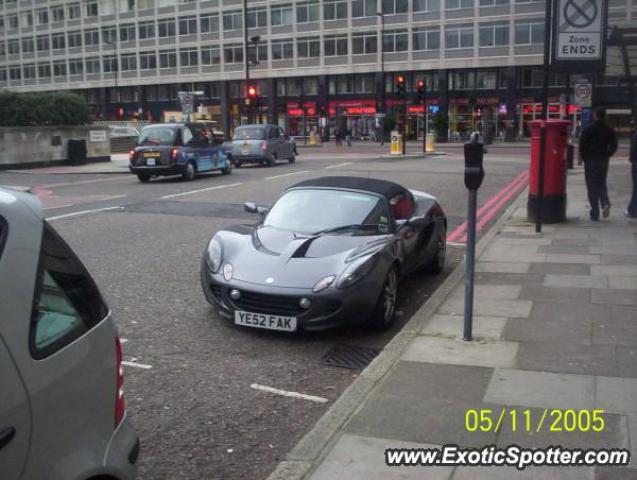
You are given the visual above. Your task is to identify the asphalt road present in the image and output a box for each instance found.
[0,145,530,479]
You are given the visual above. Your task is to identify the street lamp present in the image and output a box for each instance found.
[377,11,385,146]
[105,40,120,118]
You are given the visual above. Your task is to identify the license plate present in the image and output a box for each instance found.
[241,148,250,155]
[143,152,160,157]
[234,310,297,332]
[146,158,156,166]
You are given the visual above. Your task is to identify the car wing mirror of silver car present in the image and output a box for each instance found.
[244,202,269,215]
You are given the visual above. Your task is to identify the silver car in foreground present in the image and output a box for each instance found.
[0,187,139,480]
[231,124,296,167]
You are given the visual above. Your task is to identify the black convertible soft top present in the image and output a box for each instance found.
[289,176,408,201]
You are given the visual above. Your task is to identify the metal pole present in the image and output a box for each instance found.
[536,0,552,233]
[378,12,385,147]
[463,188,477,341]
[536,124,547,232]
[243,0,250,124]
[402,93,407,155]
[423,80,427,155]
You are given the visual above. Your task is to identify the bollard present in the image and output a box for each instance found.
[463,132,486,341]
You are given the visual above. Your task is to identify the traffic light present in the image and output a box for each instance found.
[416,79,426,101]
[246,84,258,100]
[296,95,303,109]
[395,75,406,97]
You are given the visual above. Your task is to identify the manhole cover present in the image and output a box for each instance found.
[320,344,380,371]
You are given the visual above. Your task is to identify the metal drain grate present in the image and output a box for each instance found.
[320,344,380,371]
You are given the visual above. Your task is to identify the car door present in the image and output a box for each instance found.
[190,124,214,171]
[280,127,293,156]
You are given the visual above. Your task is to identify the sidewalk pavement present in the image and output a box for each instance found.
[269,163,637,480]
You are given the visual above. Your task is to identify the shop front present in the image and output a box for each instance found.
[517,100,582,138]
[448,97,509,142]
[285,101,318,138]
[329,99,377,139]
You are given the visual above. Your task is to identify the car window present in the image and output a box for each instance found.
[30,222,109,359]
[264,189,390,235]
[279,128,287,138]
[271,128,280,139]
[0,216,7,262]
[182,127,194,145]
[233,128,265,140]
[138,126,176,145]
[189,124,210,144]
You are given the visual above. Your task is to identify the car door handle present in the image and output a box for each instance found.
[0,427,16,450]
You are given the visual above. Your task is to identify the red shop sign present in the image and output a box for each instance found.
[288,107,316,116]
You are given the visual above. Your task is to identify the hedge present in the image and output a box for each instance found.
[0,91,92,127]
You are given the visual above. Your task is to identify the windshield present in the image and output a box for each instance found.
[138,126,177,145]
[264,189,390,235]
[233,128,265,140]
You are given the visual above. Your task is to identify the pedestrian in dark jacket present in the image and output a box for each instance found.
[579,107,618,220]
[626,129,637,218]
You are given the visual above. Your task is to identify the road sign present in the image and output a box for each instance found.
[573,82,592,106]
[553,0,607,67]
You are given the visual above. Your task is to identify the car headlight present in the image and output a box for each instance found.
[336,257,376,288]
[206,237,223,273]
[313,275,336,293]
[223,263,234,281]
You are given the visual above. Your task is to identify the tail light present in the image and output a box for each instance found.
[128,150,136,163]
[261,141,267,151]
[171,148,179,161]
[115,336,126,427]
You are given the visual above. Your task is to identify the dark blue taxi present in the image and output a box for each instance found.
[129,122,232,182]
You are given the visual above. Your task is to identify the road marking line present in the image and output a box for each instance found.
[265,170,309,181]
[122,361,153,370]
[120,338,129,343]
[250,383,328,403]
[47,206,124,221]
[447,242,467,248]
[325,162,353,169]
[43,204,74,210]
[161,182,242,199]
[37,176,128,190]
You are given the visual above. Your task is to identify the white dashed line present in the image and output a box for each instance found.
[325,162,353,169]
[122,361,153,370]
[47,206,124,221]
[265,171,309,181]
[250,383,329,403]
[161,182,242,199]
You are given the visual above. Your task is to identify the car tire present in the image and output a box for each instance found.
[288,153,296,163]
[222,160,233,175]
[267,153,276,167]
[235,160,242,168]
[424,225,446,274]
[137,173,150,183]
[182,161,196,181]
[369,265,399,331]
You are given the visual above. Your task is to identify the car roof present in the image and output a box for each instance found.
[288,176,409,201]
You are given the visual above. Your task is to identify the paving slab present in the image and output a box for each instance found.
[552,238,602,247]
[401,337,518,368]
[308,434,453,480]
[592,289,637,306]
[482,251,548,263]
[592,318,637,347]
[594,466,637,479]
[608,277,637,290]
[591,265,637,277]
[439,298,533,318]
[496,237,553,246]
[483,368,595,411]
[502,316,592,346]
[452,466,593,480]
[450,284,522,300]
[596,377,637,415]
[528,301,608,323]
[590,246,637,255]
[528,263,592,275]
[475,272,543,286]
[518,285,593,304]
[601,255,637,265]
[346,362,498,448]
[544,254,601,264]
[628,415,637,467]
[543,274,608,289]
[421,314,507,341]
[515,342,620,377]
[475,262,531,274]
[538,245,592,254]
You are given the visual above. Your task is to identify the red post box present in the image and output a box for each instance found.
[527,119,571,223]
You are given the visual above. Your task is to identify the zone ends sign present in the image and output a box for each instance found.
[553,0,607,67]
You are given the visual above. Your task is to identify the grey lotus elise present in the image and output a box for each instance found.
[200,176,447,332]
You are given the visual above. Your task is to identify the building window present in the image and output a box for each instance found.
[446,0,473,8]
[84,29,99,46]
[324,34,348,56]
[324,0,348,20]
[159,50,177,68]
[51,6,65,22]
[38,63,51,77]
[23,64,36,79]
[479,23,509,47]
[297,37,320,58]
[102,27,117,44]
[297,1,320,22]
[52,33,66,50]
[336,76,354,93]
[68,59,83,75]
[271,4,294,25]
[8,39,20,55]
[120,24,136,42]
[85,1,98,18]
[355,74,374,93]
[9,67,22,80]
[249,43,268,62]
[514,21,544,44]
[382,0,408,14]
[352,32,378,54]
[85,58,100,73]
[7,15,19,30]
[22,38,35,53]
[451,71,475,89]
[157,84,176,100]
[53,61,67,77]
[414,0,441,11]
[67,32,82,48]
[271,39,294,59]
[68,3,81,19]
[20,12,33,28]
[304,77,319,94]
[120,53,137,70]
[139,21,155,39]
[102,56,118,73]
[37,36,50,52]
[445,25,474,48]
[201,46,221,65]
[179,48,198,66]
[179,16,197,35]
[352,0,376,17]
[520,68,543,87]
[138,0,155,9]
[0,70,7,82]
[200,13,219,34]
[480,0,509,5]
[413,28,440,50]
[139,51,156,69]
[476,70,497,88]
[285,78,301,95]
[36,9,49,25]
[158,19,175,37]
[247,8,267,28]
[383,29,408,52]
[223,44,243,63]
[223,11,243,31]
[414,72,439,91]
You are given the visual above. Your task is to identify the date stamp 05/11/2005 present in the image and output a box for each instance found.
[465,408,606,434]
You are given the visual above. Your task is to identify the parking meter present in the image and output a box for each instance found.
[464,132,485,190]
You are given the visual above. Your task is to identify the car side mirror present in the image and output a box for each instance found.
[244,202,268,215]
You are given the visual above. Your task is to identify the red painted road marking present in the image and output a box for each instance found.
[447,170,529,244]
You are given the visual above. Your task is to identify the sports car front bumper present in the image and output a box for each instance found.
[200,262,383,331]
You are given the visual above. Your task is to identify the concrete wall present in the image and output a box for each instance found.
[0,125,110,169]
